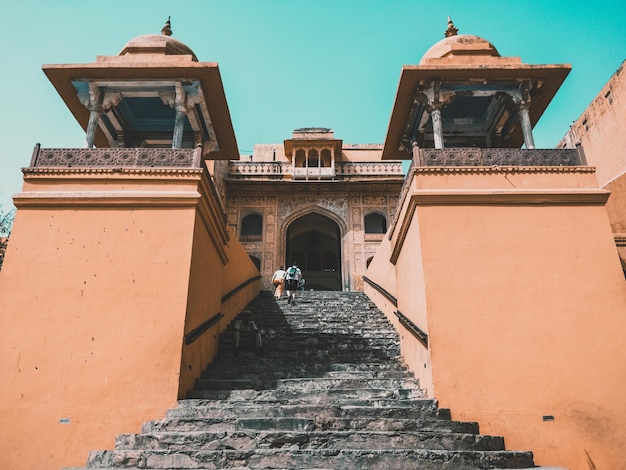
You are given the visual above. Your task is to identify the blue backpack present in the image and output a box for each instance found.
[285,267,298,280]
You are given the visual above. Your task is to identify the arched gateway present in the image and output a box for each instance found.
[224,128,405,291]
[285,212,342,291]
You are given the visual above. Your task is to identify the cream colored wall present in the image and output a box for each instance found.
[375,166,626,470]
[0,168,260,470]
[561,61,626,188]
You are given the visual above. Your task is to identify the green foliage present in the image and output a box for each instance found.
[0,205,15,237]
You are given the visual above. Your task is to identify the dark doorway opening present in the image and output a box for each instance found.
[286,213,342,291]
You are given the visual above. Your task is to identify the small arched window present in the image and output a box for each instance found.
[366,256,374,269]
[320,148,332,167]
[295,149,306,168]
[241,213,263,238]
[364,212,387,234]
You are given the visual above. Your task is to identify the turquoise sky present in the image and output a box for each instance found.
[1,0,624,211]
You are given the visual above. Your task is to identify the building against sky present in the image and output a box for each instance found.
[1,1,625,211]
[221,129,404,291]
[0,8,626,470]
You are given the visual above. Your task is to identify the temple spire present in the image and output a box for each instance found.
[444,16,458,37]
[161,16,172,36]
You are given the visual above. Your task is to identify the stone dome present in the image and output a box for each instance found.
[119,34,198,61]
[419,34,500,65]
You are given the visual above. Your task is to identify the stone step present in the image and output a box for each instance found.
[69,291,541,470]
[200,368,413,381]
[144,417,475,434]
[187,386,425,401]
[167,401,453,421]
[115,430,505,451]
[204,361,411,374]
[86,448,535,469]
[194,376,421,391]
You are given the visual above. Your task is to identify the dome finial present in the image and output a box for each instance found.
[445,16,458,37]
[161,16,172,36]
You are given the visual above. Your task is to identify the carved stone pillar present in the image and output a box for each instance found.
[421,81,445,149]
[172,103,187,149]
[430,103,444,149]
[517,102,535,149]
[512,81,535,150]
[84,103,102,149]
[83,83,102,149]
[172,82,187,149]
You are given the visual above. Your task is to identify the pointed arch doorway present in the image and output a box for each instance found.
[285,213,342,291]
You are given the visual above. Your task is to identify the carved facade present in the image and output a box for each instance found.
[223,128,404,290]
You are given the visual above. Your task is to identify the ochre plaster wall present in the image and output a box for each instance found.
[178,216,260,396]
[364,227,435,396]
[0,168,260,470]
[376,167,626,470]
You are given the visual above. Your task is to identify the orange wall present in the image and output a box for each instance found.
[0,168,259,470]
[178,212,260,396]
[364,225,435,395]
[368,166,626,470]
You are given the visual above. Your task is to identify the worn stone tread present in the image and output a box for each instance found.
[71,291,541,469]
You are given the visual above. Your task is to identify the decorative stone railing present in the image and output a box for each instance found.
[228,162,288,176]
[293,167,335,178]
[416,148,582,167]
[336,162,403,175]
[30,146,202,168]
[227,161,404,178]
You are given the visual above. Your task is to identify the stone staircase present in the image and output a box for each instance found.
[72,291,547,469]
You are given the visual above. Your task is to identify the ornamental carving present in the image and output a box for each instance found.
[278,197,348,221]
[351,196,361,205]
[353,275,364,291]
[354,252,363,270]
[242,196,265,205]
[364,196,387,205]
[32,148,200,168]
[243,243,263,251]
[352,208,361,223]
[419,148,581,167]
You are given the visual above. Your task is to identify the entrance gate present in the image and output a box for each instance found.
[285,213,342,291]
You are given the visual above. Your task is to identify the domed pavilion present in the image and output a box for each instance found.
[382,17,571,157]
[42,18,238,159]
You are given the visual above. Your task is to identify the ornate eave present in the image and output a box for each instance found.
[42,61,239,160]
[382,63,571,159]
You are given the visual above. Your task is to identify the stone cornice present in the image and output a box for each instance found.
[224,179,404,195]
[389,185,610,265]
[22,167,205,178]
[13,190,202,208]
[406,188,610,205]
[15,164,230,264]
[412,165,597,175]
